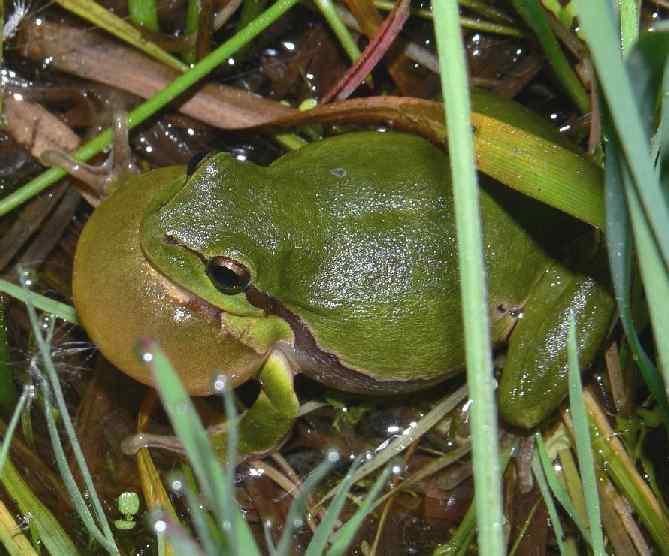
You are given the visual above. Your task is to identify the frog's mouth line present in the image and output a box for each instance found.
[243,286,448,395]
[155,265,446,395]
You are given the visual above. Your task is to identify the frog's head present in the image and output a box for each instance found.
[73,166,268,395]
[140,153,294,353]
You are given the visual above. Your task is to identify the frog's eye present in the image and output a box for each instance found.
[206,257,251,294]
[186,152,210,177]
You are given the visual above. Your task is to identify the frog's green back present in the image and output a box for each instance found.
[158,131,569,383]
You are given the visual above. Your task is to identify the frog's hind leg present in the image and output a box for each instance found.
[497,250,615,429]
[122,351,300,461]
[210,350,300,458]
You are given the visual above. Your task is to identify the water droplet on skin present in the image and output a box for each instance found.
[326,449,340,463]
[140,351,154,363]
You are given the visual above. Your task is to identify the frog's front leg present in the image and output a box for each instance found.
[498,248,615,428]
[122,350,299,460]
[41,111,138,196]
[210,350,299,458]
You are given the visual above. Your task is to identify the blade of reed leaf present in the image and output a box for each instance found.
[615,30,669,403]
[567,316,605,555]
[0,280,78,324]
[511,0,588,112]
[574,1,669,271]
[433,2,503,555]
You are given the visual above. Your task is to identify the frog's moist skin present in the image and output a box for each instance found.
[135,131,614,428]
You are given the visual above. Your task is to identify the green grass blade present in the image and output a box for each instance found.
[604,138,669,433]
[618,0,639,56]
[24,299,117,552]
[128,0,160,32]
[574,1,669,270]
[177,470,224,555]
[531,453,568,556]
[0,387,31,473]
[325,466,391,556]
[313,0,362,65]
[219,382,239,554]
[150,512,205,556]
[433,501,476,556]
[0,280,78,324]
[511,0,588,112]
[534,433,590,543]
[0,301,17,412]
[317,385,467,506]
[433,2,503,554]
[274,453,338,556]
[304,457,363,556]
[0,0,300,218]
[143,342,260,556]
[567,315,605,555]
[0,458,81,555]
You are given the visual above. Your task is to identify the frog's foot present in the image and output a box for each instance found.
[498,253,615,429]
[122,351,300,461]
[41,111,138,196]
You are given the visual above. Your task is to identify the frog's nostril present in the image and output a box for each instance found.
[206,257,251,294]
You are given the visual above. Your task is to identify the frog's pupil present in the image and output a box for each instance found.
[206,260,250,294]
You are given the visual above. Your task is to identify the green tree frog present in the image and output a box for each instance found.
[73,130,614,456]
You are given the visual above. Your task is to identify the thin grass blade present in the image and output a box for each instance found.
[574,1,669,271]
[0,387,32,473]
[511,0,588,112]
[143,342,260,556]
[604,137,669,432]
[273,452,338,556]
[433,2,503,554]
[567,315,605,555]
[534,433,590,542]
[25,301,117,551]
[304,457,363,556]
[0,280,78,324]
[531,453,568,556]
[326,465,391,556]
